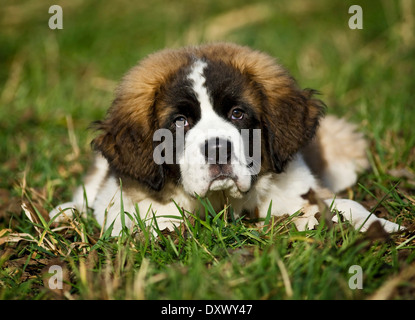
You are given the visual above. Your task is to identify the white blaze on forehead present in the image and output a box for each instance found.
[187,60,236,138]
[186,59,240,146]
[187,60,212,112]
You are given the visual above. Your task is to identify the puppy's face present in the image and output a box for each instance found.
[93,43,324,198]
[159,59,262,198]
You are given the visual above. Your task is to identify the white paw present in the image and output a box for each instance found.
[151,217,183,235]
[368,218,402,233]
[49,202,77,222]
[293,215,319,231]
[325,199,403,233]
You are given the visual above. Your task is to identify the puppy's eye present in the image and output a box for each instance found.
[230,108,244,120]
[174,116,189,128]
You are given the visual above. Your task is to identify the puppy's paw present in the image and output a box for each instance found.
[49,202,77,222]
[325,199,403,233]
[365,217,403,233]
[293,215,319,231]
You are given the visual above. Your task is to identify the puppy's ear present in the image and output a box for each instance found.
[264,88,325,173]
[92,99,165,191]
[91,48,191,191]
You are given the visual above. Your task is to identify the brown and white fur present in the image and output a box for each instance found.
[50,43,402,235]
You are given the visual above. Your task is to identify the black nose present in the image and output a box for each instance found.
[201,138,232,164]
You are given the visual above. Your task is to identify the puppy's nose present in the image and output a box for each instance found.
[201,138,232,164]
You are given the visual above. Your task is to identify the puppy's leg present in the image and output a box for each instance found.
[255,155,402,232]
[254,155,321,231]
[49,154,109,222]
[324,198,402,232]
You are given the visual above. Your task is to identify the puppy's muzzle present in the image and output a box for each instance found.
[201,137,235,178]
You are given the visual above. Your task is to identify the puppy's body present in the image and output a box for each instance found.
[50,43,401,234]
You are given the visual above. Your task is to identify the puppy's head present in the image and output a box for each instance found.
[92,43,325,196]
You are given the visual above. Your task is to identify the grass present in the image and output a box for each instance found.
[1,0,415,300]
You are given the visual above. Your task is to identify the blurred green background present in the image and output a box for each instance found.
[0,0,414,206]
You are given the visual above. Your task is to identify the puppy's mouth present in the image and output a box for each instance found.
[208,164,235,189]
[208,174,237,191]
[186,163,252,199]
[207,164,249,197]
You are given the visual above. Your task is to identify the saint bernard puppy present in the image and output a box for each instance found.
[50,42,402,235]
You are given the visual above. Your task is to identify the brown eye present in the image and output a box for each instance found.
[175,116,189,128]
[231,108,244,120]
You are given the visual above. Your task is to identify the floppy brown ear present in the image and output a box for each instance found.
[91,47,192,191]
[92,98,165,191]
[264,88,325,173]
